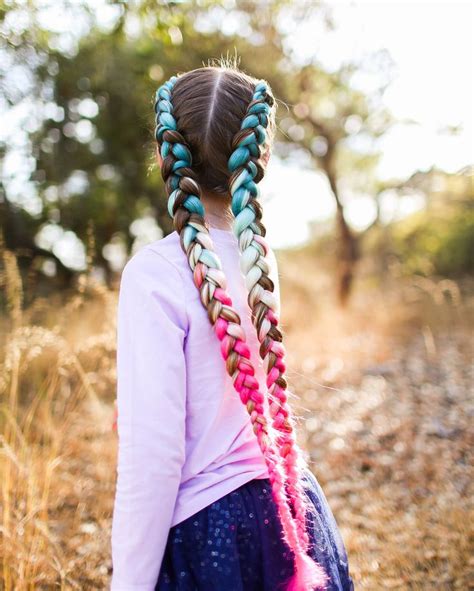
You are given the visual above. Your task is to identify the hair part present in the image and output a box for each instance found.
[169,65,275,197]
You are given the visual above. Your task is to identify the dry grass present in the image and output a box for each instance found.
[278,250,474,590]
[1,253,117,589]
[0,245,473,590]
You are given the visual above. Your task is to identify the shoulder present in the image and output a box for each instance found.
[119,233,188,329]
[266,245,280,279]
[266,244,279,267]
[121,231,185,285]
[147,230,187,272]
[265,245,281,313]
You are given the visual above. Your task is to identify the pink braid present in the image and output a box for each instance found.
[187,236,321,588]
[228,79,329,590]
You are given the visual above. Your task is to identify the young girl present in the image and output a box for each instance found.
[110,65,354,591]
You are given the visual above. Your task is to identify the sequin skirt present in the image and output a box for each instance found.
[155,468,354,591]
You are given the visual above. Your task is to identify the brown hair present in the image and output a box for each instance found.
[169,66,275,196]
[154,62,328,590]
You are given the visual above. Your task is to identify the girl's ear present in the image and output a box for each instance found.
[156,146,163,167]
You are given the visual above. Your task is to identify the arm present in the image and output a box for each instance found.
[110,247,188,591]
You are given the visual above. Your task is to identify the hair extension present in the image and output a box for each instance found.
[226,80,330,590]
[154,68,328,590]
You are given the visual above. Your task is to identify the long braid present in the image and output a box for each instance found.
[154,75,317,589]
[227,80,328,590]
[228,81,309,519]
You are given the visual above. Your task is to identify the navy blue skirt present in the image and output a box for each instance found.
[155,468,354,591]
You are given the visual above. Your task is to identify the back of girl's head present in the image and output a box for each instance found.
[166,65,276,196]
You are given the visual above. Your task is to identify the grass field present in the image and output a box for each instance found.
[1,247,473,590]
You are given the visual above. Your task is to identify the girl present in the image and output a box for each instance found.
[110,65,354,591]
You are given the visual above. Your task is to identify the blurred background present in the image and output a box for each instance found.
[0,0,472,589]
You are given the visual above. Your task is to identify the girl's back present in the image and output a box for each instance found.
[112,227,279,575]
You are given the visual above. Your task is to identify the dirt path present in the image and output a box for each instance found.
[292,328,473,590]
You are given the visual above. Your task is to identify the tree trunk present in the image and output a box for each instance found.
[335,205,358,305]
[323,155,358,305]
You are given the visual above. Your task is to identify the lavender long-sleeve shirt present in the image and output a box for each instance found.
[110,226,280,590]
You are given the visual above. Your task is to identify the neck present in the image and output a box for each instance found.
[201,190,233,231]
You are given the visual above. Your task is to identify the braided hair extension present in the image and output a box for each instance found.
[228,83,312,533]
[227,81,329,590]
[153,74,327,591]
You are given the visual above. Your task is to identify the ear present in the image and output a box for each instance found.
[155,145,163,167]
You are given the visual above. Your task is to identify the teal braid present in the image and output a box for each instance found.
[154,76,206,248]
[227,81,319,552]
[227,81,270,238]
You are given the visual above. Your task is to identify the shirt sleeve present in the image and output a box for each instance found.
[110,246,188,591]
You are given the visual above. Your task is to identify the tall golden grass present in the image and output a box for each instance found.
[1,245,117,589]
[1,241,472,589]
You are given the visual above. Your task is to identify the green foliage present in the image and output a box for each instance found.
[391,204,474,277]
[0,0,407,303]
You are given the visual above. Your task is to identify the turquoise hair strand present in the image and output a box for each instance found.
[226,81,272,239]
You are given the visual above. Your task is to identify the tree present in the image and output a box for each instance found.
[1,0,397,304]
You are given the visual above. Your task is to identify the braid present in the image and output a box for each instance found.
[154,75,321,590]
[227,81,328,590]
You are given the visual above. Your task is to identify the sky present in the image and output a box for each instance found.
[263,0,473,247]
